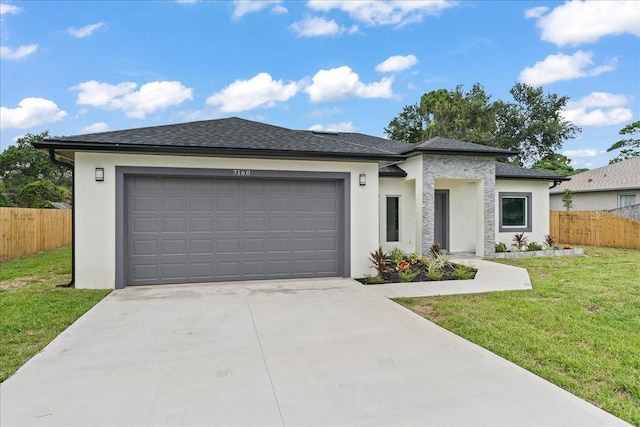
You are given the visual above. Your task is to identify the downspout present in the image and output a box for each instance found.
[48,149,75,288]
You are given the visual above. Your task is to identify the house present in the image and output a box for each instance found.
[549,157,640,211]
[34,117,567,289]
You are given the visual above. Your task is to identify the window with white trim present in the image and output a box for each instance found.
[499,192,532,232]
[386,196,400,242]
[618,194,636,208]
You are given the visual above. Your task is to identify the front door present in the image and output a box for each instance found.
[434,190,449,250]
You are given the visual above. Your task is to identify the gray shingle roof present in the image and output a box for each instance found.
[549,157,640,194]
[38,117,404,161]
[379,164,407,177]
[406,136,514,157]
[495,162,570,181]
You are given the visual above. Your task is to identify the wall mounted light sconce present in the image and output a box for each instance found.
[95,168,104,182]
[359,173,366,186]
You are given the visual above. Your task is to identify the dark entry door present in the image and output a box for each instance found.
[434,190,449,250]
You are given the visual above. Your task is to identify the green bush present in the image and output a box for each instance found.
[453,264,476,280]
[389,247,406,263]
[16,180,64,208]
[399,270,420,283]
[495,242,508,252]
[426,269,443,281]
[527,242,543,251]
[363,275,385,284]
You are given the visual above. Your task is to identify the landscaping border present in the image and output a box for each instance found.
[492,248,584,259]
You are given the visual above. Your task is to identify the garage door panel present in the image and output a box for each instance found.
[126,175,343,285]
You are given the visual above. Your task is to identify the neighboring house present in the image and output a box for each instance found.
[549,157,640,211]
[34,118,567,289]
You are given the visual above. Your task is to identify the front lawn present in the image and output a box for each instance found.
[0,247,111,382]
[396,246,640,426]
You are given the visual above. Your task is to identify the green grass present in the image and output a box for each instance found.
[0,247,111,382]
[395,246,640,426]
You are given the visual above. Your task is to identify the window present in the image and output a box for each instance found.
[619,194,636,208]
[386,196,400,242]
[499,192,532,232]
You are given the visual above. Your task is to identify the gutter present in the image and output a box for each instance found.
[48,149,75,288]
[549,179,564,189]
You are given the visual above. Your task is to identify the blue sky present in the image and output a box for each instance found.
[1,0,639,169]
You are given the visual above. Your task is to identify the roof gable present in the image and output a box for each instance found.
[406,136,514,157]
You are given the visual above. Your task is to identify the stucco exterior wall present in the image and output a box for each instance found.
[550,189,640,211]
[74,152,379,289]
[379,177,416,254]
[496,179,550,247]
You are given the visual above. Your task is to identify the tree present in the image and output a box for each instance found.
[607,120,640,164]
[384,82,581,166]
[0,132,71,194]
[493,83,580,166]
[16,180,66,208]
[532,153,588,176]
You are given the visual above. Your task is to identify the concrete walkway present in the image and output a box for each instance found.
[1,275,628,426]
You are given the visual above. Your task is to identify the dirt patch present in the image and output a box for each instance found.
[409,304,447,323]
[0,275,70,291]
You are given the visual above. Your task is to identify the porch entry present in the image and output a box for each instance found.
[434,190,449,250]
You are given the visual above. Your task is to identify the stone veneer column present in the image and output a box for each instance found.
[421,154,496,257]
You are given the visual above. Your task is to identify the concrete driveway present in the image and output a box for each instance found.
[1,278,628,426]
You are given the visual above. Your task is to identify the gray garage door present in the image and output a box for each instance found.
[125,175,343,285]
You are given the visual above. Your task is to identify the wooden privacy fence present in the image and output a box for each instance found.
[0,208,72,261]
[550,210,640,250]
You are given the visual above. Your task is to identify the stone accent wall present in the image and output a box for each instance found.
[422,154,496,257]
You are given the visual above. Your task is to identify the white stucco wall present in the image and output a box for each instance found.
[74,152,379,289]
[550,189,640,211]
[399,155,424,254]
[379,177,416,254]
[495,180,550,247]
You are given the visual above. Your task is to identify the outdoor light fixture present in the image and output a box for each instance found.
[95,168,104,182]
[359,173,366,186]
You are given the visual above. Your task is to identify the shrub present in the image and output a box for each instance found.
[426,269,444,281]
[399,270,420,283]
[543,234,559,250]
[453,264,476,280]
[369,247,391,276]
[495,242,508,253]
[389,247,405,263]
[428,242,444,259]
[407,252,420,265]
[512,232,528,250]
[527,242,543,251]
[396,259,410,271]
[16,180,64,208]
[363,275,385,284]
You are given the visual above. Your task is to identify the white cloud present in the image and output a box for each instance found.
[306,107,343,119]
[81,122,109,133]
[562,149,599,158]
[272,5,288,14]
[305,66,394,102]
[206,73,298,112]
[0,97,67,129]
[232,0,282,19]
[375,54,418,73]
[561,107,633,127]
[309,122,355,132]
[307,0,454,27]
[291,16,340,37]
[519,50,615,86]
[67,22,104,38]
[72,80,193,118]
[531,1,640,46]
[524,6,548,19]
[568,92,630,109]
[0,3,21,15]
[0,44,38,60]
[562,91,634,127]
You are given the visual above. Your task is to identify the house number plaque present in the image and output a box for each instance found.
[232,169,251,176]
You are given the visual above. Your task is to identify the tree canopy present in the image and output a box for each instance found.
[384,83,581,166]
[531,153,588,176]
[0,131,71,207]
[607,121,640,164]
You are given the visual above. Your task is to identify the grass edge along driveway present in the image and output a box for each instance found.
[0,247,111,382]
[396,246,640,426]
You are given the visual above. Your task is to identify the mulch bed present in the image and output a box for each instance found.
[356,262,477,285]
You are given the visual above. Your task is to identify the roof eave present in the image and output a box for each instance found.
[34,141,406,162]
[405,148,514,158]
